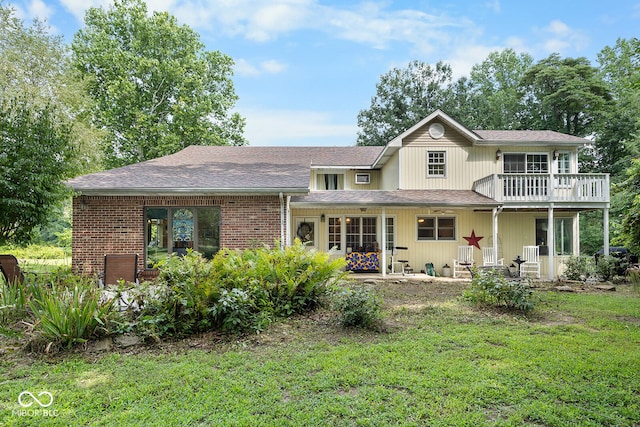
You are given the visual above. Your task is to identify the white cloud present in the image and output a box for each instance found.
[235,59,287,77]
[58,0,107,22]
[536,19,590,54]
[240,108,358,146]
[485,0,501,13]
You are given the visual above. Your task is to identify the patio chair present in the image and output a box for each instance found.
[520,246,540,278]
[453,246,475,278]
[98,254,142,287]
[388,246,410,275]
[0,254,25,285]
[482,247,504,266]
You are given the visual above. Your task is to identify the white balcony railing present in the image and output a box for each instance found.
[473,174,609,204]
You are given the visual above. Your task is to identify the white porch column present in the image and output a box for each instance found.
[492,208,499,264]
[548,205,555,280]
[604,207,610,256]
[381,207,387,278]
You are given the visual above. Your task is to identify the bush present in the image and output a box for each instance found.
[331,285,383,329]
[594,255,618,281]
[28,277,115,348]
[563,255,595,281]
[464,268,535,312]
[0,280,30,323]
[123,242,347,338]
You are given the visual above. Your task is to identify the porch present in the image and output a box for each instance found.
[473,174,609,205]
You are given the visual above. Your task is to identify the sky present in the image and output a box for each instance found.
[8,0,640,146]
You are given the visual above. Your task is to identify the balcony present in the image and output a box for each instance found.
[473,174,609,205]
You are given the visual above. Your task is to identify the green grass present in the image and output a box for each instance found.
[1,288,638,426]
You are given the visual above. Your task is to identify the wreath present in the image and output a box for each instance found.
[296,222,313,242]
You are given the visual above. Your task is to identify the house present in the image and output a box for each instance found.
[68,110,610,280]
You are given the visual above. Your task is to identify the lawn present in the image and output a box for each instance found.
[1,280,639,426]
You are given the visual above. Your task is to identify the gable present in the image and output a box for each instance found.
[403,120,474,147]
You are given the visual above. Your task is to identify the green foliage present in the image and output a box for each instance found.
[0,279,29,323]
[521,53,611,137]
[0,244,70,259]
[356,60,456,146]
[563,255,595,281]
[615,158,640,255]
[72,0,246,168]
[124,242,346,337]
[27,278,115,348]
[595,255,618,281]
[630,269,640,295]
[331,285,383,329]
[0,98,77,244]
[464,268,535,311]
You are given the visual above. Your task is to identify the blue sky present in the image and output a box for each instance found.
[9,0,640,146]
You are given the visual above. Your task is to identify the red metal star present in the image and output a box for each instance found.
[463,229,483,249]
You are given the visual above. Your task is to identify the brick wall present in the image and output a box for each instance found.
[72,194,285,276]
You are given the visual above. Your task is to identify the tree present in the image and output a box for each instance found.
[0,99,76,244]
[520,54,611,137]
[72,0,246,168]
[356,60,456,146]
[468,49,534,130]
[614,159,640,255]
[0,2,101,173]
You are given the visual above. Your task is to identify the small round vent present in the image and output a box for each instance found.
[428,123,445,139]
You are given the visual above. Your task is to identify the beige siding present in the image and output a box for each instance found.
[344,170,381,190]
[381,150,400,190]
[404,121,472,146]
[400,146,500,190]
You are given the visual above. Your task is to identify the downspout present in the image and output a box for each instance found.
[286,195,291,247]
[279,192,285,249]
[381,207,387,278]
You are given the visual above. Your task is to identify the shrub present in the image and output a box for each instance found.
[27,277,115,348]
[630,269,640,296]
[594,255,617,281]
[209,287,272,334]
[0,280,29,323]
[563,255,595,281]
[331,285,383,329]
[464,268,535,311]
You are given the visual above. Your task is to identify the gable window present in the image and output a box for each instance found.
[145,207,220,268]
[417,216,456,241]
[427,151,446,177]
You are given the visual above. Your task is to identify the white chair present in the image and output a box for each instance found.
[453,246,475,278]
[520,246,540,278]
[482,247,504,266]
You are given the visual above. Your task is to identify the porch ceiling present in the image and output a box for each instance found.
[290,190,500,208]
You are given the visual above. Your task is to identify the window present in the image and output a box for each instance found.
[556,152,571,187]
[330,216,382,252]
[328,217,341,250]
[417,216,456,241]
[504,153,548,174]
[145,207,220,268]
[385,217,395,251]
[503,153,549,197]
[355,173,370,184]
[535,218,573,256]
[324,174,339,190]
[427,151,446,177]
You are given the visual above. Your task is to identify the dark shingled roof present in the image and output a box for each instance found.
[474,130,587,142]
[291,190,499,207]
[68,145,385,194]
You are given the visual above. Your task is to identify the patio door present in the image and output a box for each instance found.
[294,218,319,250]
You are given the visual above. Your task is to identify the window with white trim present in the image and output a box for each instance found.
[417,216,456,241]
[328,217,341,250]
[355,173,370,184]
[427,151,446,177]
